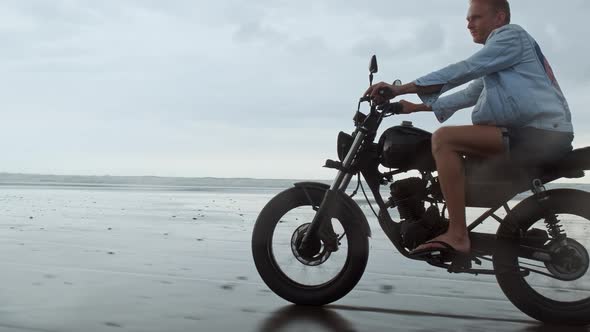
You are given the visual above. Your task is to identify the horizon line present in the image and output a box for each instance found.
[0,171,329,182]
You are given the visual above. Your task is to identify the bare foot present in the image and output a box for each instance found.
[411,231,471,254]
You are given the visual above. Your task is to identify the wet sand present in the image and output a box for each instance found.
[0,185,588,332]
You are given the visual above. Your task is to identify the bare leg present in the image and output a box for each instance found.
[412,125,504,254]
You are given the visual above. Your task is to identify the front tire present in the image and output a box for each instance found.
[252,186,369,305]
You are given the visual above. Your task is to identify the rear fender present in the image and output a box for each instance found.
[497,189,590,238]
[294,182,371,238]
[561,147,590,170]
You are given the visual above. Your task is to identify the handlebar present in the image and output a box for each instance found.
[359,96,402,113]
[359,86,392,104]
[357,95,403,120]
[378,102,403,115]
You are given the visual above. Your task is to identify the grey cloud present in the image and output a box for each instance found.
[351,22,446,58]
[351,36,398,58]
[288,36,327,54]
[232,23,328,57]
[233,21,287,44]
[323,0,463,22]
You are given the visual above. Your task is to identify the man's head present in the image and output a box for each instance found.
[467,0,511,44]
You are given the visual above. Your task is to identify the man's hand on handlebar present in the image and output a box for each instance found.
[379,100,432,115]
[363,82,400,105]
[363,82,433,114]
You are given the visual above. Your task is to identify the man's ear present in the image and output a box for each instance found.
[496,11,507,25]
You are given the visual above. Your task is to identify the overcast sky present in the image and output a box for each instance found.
[2,0,589,179]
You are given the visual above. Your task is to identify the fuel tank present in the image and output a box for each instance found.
[378,121,436,171]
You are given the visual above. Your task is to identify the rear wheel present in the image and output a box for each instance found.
[494,189,590,325]
[251,186,369,305]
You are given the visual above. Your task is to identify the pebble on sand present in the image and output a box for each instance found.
[379,284,395,294]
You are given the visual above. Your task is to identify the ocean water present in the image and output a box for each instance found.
[0,172,583,239]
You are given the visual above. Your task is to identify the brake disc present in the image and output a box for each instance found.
[545,238,589,281]
[290,223,331,266]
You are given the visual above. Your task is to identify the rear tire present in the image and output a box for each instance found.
[252,186,369,305]
[494,189,590,325]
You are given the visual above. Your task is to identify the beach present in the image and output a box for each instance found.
[0,181,588,331]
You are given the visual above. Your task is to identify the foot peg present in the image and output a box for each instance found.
[420,253,482,273]
[448,255,473,271]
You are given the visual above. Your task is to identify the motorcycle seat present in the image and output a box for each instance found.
[463,147,590,207]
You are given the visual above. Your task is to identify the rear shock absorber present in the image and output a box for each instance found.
[532,179,566,240]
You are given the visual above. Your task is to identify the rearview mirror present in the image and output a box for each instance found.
[369,55,378,74]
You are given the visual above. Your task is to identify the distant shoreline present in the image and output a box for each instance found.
[0,172,330,189]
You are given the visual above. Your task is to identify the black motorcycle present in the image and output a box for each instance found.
[251,55,590,325]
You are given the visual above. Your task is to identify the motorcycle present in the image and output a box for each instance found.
[251,55,590,325]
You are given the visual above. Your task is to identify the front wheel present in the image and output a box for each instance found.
[251,186,369,305]
[494,189,590,325]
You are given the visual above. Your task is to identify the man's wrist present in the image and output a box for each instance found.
[395,83,418,96]
[397,82,443,96]
[418,104,432,112]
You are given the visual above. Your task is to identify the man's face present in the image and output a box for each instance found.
[467,1,505,44]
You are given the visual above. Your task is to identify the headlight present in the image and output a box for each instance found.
[337,132,353,162]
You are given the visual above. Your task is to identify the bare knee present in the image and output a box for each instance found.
[431,127,453,155]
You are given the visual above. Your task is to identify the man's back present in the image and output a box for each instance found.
[472,24,573,132]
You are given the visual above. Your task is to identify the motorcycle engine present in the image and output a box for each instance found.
[390,177,448,250]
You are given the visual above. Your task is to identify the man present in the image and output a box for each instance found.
[364,0,573,257]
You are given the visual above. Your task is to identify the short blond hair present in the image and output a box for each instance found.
[470,0,511,23]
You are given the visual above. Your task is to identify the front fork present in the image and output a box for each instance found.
[299,130,367,252]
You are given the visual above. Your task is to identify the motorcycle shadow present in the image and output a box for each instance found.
[522,325,590,332]
[330,305,590,331]
[257,304,589,331]
[257,305,357,332]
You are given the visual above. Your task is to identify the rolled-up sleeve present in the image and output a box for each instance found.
[426,78,484,123]
[413,25,523,114]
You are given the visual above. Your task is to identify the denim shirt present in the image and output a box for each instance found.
[414,24,573,133]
